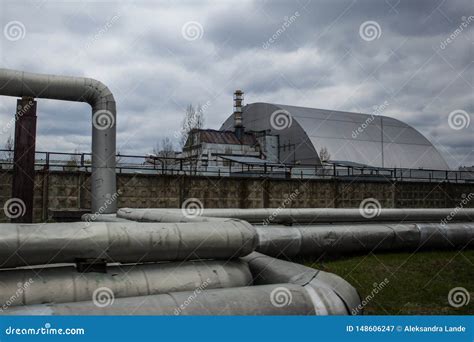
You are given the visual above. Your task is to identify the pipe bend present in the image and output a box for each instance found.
[0,68,117,213]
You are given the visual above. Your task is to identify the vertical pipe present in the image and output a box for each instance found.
[12,97,37,223]
[0,69,117,214]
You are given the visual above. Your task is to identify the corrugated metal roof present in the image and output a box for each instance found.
[195,129,257,145]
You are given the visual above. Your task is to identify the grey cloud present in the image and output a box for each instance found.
[0,0,472,168]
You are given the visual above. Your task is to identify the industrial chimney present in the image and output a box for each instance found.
[233,90,244,140]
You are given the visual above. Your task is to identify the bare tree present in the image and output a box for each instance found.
[153,137,175,170]
[65,148,81,171]
[180,104,204,148]
[319,146,331,163]
[3,135,14,162]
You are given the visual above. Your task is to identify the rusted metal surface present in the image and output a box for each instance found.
[12,97,37,223]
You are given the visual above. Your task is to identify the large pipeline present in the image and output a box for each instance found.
[243,252,360,314]
[117,208,474,224]
[0,68,116,213]
[2,283,319,316]
[0,260,252,307]
[107,210,474,257]
[0,221,257,268]
[256,223,474,257]
[2,253,360,315]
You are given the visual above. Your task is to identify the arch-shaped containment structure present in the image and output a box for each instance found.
[221,102,449,169]
[0,69,117,213]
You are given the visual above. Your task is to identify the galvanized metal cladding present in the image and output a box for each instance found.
[117,207,474,224]
[0,260,253,307]
[0,220,258,268]
[116,208,474,257]
[0,216,362,315]
[1,252,360,316]
[0,211,473,315]
[0,68,117,213]
[256,223,474,257]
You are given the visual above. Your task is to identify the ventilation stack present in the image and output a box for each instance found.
[233,90,244,140]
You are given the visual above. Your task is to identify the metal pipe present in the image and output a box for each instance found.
[1,283,319,316]
[0,260,252,307]
[1,253,362,315]
[115,209,225,223]
[255,223,474,257]
[243,252,360,315]
[117,208,474,224]
[0,68,116,213]
[0,221,258,268]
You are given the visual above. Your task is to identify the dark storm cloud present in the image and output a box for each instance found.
[0,0,472,168]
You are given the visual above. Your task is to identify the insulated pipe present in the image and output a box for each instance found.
[0,68,116,213]
[117,208,474,224]
[0,260,252,307]
[1,283,318,316]
[243,252,361,315]
[0,221,258,268]
[255,223,474,257]
[113,209,225,223]
[1,253,361,316]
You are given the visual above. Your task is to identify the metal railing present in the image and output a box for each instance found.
[0,149,473,183]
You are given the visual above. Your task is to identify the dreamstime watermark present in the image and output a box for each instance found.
[262,11,300,49]
[5,323,85,336]
[0,278,34,312]
[3,198,26,219]
[181,21,204,41]
[352,101,389,139]
[262,189,300,225]
[270,286,292,307]
[181,198,204,218]
[92,110,115,130]
[174,278,211,315]
[448,109,470,130]
[84,190,122,226]
[359,198,382,219]
[3,21,26,41]
[92,287,115,308]
[359,21,382,41]
[440,192,473,227]
[270,109,293,130]
[1,99,35,135]
[352,278,389,314]
[84,13,121,50]
[448,287,470,308]
[440,16,474,50]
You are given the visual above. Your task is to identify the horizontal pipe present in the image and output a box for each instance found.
[117,208,474,224]
[256,223,474,257]
[115,209,224,223]
[0,221,258,268]
[0,253,361,316]
[0,260,252,308]
[1,283,329,316]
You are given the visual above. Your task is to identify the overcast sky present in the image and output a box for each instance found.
[0,0,472,169]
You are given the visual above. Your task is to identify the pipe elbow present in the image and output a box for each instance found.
[83,77,116,113]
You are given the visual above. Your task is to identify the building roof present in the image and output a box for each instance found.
[220,102,449,170]
[219,155,283,166]
[191,129,257,146]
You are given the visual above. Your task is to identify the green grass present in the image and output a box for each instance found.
[304,250,474,315]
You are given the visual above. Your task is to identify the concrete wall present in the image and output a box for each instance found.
[1,169,473,222]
